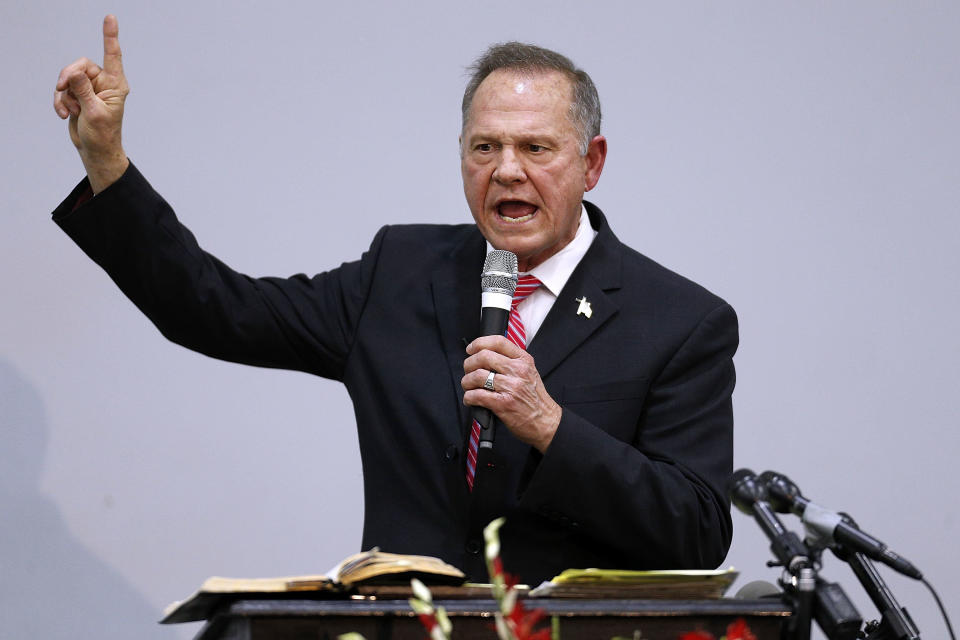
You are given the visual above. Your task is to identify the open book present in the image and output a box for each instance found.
[162,548,465,624]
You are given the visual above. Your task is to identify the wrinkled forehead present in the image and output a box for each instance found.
[467,69,575,119]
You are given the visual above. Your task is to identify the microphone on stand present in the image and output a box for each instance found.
[728,468,812,572]
[729,469,819,640]
[759,470,922,580]
[475,250,517,449]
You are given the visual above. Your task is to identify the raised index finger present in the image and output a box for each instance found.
[102,14,123,74]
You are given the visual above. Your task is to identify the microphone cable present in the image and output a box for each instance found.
[921,576,956,640]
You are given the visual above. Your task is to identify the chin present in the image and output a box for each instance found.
[505,246,549,271]
[488,237,533,258]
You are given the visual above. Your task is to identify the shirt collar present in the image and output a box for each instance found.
[483,205,597,296]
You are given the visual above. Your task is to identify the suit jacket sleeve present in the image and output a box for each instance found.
[51,162,381,381]
[518,298,737,569]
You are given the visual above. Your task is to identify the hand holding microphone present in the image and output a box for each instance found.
[462,250,561,454]
[471,250,518,448]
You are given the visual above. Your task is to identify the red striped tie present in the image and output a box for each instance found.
[466,274,543,491]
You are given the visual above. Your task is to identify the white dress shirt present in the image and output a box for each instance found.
[486,205,597,345]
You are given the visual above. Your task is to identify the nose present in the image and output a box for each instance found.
[492,147,526,184]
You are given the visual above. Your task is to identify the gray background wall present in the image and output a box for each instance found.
[2,1,957,638]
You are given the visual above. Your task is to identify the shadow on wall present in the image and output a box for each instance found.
[0,358,168,639]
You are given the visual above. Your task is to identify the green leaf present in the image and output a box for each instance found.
[501,588,517,616]
[436,607,453,635]
[494,613,513,640]
[408,598,434,616]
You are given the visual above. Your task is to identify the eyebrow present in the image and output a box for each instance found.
[465,130,562,146]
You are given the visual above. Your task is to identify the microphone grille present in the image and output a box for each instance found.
[481,250,518,295]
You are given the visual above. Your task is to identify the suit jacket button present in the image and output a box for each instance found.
[465,539,482,555]
[444,445,458,461]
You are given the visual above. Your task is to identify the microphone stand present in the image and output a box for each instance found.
[767,543,862,640]
[730,470,864,640]
[729,470,817,640]
[828,517,921,640]
[785,563,816,640]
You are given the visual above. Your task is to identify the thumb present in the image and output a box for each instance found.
[67,70,99,111]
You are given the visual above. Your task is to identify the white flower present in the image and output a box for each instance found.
[411,578,434,604]
[484,517,506,562]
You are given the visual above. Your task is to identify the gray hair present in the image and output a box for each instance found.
[461,42,601,156]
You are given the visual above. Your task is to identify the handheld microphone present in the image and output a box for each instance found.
[759,470,922,580]
[475,250,517,448]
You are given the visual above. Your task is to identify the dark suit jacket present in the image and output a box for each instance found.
[53,163,738,585]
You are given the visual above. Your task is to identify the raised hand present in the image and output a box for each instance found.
[54,15,130,193]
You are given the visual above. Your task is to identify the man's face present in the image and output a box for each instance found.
[461,69,606,272]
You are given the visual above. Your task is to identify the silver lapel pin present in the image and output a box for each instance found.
[575,296,593,318]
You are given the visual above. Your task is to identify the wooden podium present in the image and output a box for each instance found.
[189,596,791,639]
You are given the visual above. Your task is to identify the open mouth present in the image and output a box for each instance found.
[496,201,538,223]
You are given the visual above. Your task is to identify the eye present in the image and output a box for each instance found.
[528,144,546,153]
[475,143,494,152]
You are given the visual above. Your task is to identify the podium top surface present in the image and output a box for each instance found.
[220,596,791,617]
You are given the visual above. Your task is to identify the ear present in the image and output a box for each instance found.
[583,135,607,192]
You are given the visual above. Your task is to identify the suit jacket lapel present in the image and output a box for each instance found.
[431,229,486,435]
[527,202,623,380]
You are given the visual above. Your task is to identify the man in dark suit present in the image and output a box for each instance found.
[53,16,737,584]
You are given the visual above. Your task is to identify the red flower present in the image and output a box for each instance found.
[506,600,550,640]
[492,556,504,579]
[417,613,437,632]
[678,631,714,640]
[503,571,520,590]
[725,618,758,640]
